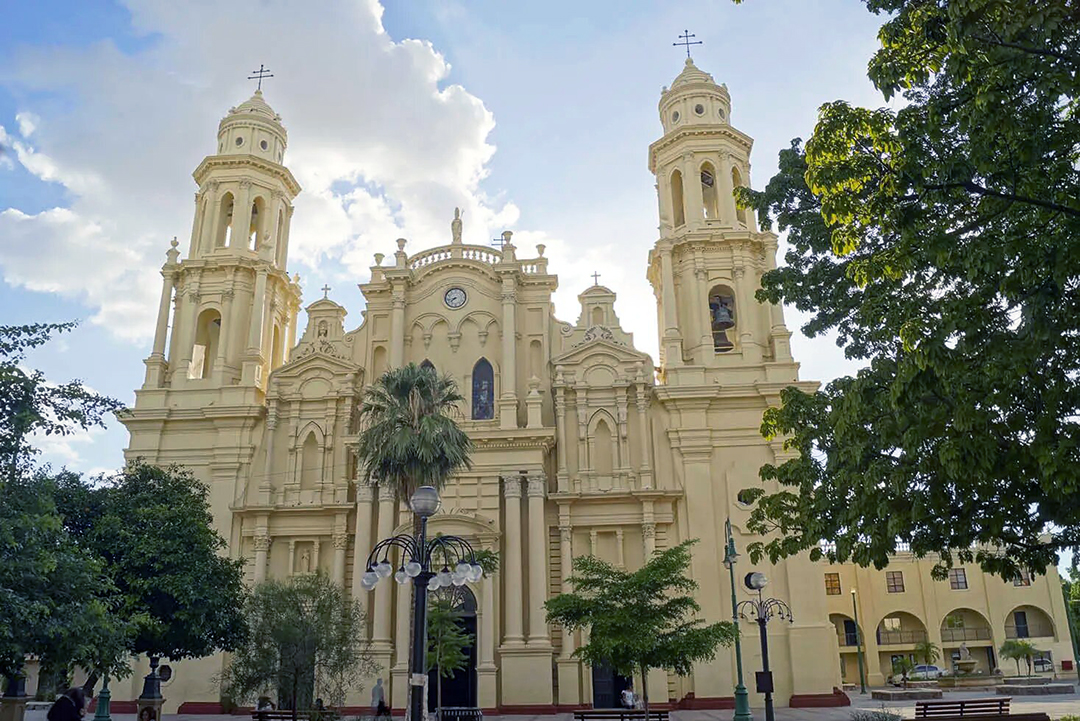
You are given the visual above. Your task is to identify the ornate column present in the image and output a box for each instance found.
[635,382,654,490]
[351,484,375,610]
[257,403,277,505]
[477,539,498,709]
[555,518,581,706]
[253,534,271,583]
[718,153,738,226]
[683,152,704,229]
[332,532,348,586]
[232,180,254,249]
[151,262,176,357]
[763,235,793,361]
[615,389,629,485]
[693,261,711,360]
[615,528,625,568]
[389,283,406,367]
[526,476,550,645]
[558,524,574,657]
[658,244,682,366]
[174,284,201,383]
[734,266,763,363]
[287,539,297,575]
[554,381,569,492]
[576,391,589,492]
[501,476,525,646]
[373,488,396,647]
[199,182,220,252]
[243,267,269,385]
[499,276,519,429]
[214,288,234,382]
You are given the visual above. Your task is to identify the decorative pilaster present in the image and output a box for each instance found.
[287,539,297,575]
[253,534,271,583]
[499,274,519,429]
[659,244,682,366]
[242,267,268,385]
[558,524,574,657]
[501,476,525,646]
[635,381,653,489]
[215,288,235,382]
[718,152,738,226]
[351,484,375,608]
[734,267,762,363]
[372,487,396,648]
[554,380,569,492]
[526,476,550,646]
[332,532,348,586]
[389,274,406,367]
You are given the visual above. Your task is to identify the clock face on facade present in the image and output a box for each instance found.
[444,287,467,309]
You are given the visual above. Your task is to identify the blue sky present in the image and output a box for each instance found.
[0,0,886,474]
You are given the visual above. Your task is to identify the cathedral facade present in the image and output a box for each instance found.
[121,60,1073,713]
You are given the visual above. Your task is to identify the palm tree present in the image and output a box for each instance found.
[355,363,473,502]
[914,640,941,669]
[354,363,473,720]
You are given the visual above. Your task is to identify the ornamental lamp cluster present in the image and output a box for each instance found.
[359,485,485,592]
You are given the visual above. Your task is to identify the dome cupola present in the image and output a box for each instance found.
[658,58,732,135]
[216,90,288,164]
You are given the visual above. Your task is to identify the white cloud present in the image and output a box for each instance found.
[15,112,37,138]
[0,0,519,341]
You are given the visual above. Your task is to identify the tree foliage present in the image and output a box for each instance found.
[914,640,941,668]
[56,462,247,660]
[0,323,127,681]
[354,363,473,499]
[220,573,377,711]
[733,0,1080,577]
[425,598,472,713]
[999,639,1038,676]
[545,541,736,715]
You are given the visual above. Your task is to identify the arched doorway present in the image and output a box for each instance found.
[591,663,631,709]
[427,586,477,711]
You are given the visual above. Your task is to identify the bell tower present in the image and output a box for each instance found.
[141,90,302,392]
[646,59,794,382]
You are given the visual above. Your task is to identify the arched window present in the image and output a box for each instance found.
[188,308,222,379]
[420,359,435,373]
[701,162,719,219]
[471,358,494,420]
[300,431,321,490]
[249,197,264,251]
[732,167,748,226]
[708,285,736,353]
[670,169,686,227]
[216,193,235,248]
[271,324,283,370]
[372,346,387,378]
[593,418,613,476]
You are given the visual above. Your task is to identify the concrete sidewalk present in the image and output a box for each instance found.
[26,691,1080,721]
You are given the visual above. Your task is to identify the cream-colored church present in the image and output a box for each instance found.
[119,59,1075,714]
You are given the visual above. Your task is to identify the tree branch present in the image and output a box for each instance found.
[922,181,1080,218]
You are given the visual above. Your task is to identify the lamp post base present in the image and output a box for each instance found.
[733,683,753,721]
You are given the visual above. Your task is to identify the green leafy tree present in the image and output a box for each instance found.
[730,0,1080,578]
[425,598,472,715]
[999,639,1038,677]
[0,323,127,687]
[56,462,248,664]
[545,540,737,716]
[221,573,377,717]
[891,657,914,689]
[353,363,473,719]
[914,640,940,669]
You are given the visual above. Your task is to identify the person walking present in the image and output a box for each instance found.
[372,678,390,720]
[47,688,87,721]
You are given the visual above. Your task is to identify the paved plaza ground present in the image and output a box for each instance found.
[26,688,1080,721]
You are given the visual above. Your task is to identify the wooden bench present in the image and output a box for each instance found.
[916,698,1012,717]
[914,698,1049,721]
[573,710,669,721]
[251,711,313,721]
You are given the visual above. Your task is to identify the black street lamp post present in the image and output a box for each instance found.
[736,572,793,721]
[362,486,485,721]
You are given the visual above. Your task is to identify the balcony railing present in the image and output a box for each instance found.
[941,627,992,642]
[877,630,929,645]
[1006,624,1054,639]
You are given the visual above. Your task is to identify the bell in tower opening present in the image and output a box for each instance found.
[709,292,735,352]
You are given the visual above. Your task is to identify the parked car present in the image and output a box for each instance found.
[909,664,944,680]
[1034,658,1054,673]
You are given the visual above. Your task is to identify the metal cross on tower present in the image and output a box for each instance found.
[248,64,274,91]
[591,271,601,285]
[673,30,702,59]
[321,284,331,299]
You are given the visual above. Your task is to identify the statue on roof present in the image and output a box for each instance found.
[452,207,463,245]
